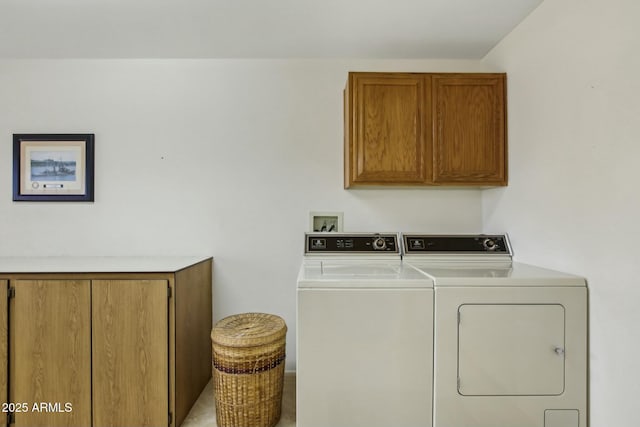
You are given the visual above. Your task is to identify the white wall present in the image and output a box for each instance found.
[0,58,491,369]
[482,0,640,424]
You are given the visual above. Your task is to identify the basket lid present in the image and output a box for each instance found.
[211,312,287,347]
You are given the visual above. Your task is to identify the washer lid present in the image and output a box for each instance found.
[297,261,433,288]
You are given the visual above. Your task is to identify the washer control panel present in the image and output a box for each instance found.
[403,234,512,255]
[305,233,399,254]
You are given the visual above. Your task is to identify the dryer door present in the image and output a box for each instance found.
[457,304,565,396]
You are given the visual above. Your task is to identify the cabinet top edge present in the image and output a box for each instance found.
[347,71,506,76]
[0,256,213,274]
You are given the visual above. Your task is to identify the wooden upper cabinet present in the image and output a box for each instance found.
[344,73,431,186]
[432,74,507,185]
[344,72,507,187]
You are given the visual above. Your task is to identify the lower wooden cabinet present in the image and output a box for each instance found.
[0,280,7,427]
[0,257,212,427]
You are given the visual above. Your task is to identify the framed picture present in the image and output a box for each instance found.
[309,211,344,232]
[13,134,95,202]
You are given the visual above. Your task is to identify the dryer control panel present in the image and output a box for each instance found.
[403,234,512,255]
[305,233,399,254]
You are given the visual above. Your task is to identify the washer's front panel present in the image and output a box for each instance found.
[297,288,433,427]
[435,287,587,427]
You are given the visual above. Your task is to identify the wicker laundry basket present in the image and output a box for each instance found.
[211,313,287,427]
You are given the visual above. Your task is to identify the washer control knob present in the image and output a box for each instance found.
[373,237,387,250]
[482,238,497,251]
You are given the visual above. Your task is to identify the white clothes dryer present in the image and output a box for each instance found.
[403,234,588,427]
[297,233,434,427]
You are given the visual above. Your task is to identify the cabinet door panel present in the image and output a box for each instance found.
[433,75,506,184]
[92,280,168,427]
[0,280,6,427]
[11,280,91,427]
[346,73,430,185]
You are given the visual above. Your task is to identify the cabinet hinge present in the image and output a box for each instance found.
[457,377,461,390]
[168,286,172,298]
[168,412,173,425]
[8,286,15,299]
[457,311,461,325]
[8,411,14,424]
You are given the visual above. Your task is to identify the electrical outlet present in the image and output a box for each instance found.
[309,212,343,232]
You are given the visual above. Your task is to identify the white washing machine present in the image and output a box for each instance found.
[403,234,588,427]
[297,232,434,427]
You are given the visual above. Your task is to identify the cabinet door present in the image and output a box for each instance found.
[345,73,430,186]
[92,280,168,427]
[432,74,507,185]
[10,280,91,427]
[0,280,6,427]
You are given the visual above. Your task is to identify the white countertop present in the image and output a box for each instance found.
[0,256,212,273]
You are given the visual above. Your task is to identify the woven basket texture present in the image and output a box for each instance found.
[211,313,287,427]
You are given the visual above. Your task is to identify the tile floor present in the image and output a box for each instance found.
[181,373,296,427]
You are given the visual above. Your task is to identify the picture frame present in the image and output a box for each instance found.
[309,211,344,232]
[13,133,95,202]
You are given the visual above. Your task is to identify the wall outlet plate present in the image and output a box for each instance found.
[309,211,343,232]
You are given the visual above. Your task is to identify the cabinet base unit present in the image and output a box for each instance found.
[0,256,213,427]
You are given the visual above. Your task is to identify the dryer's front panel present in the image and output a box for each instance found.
[434,287,587,427]
[458,304,565,396]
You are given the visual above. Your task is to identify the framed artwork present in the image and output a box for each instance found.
[13,133,95,202]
